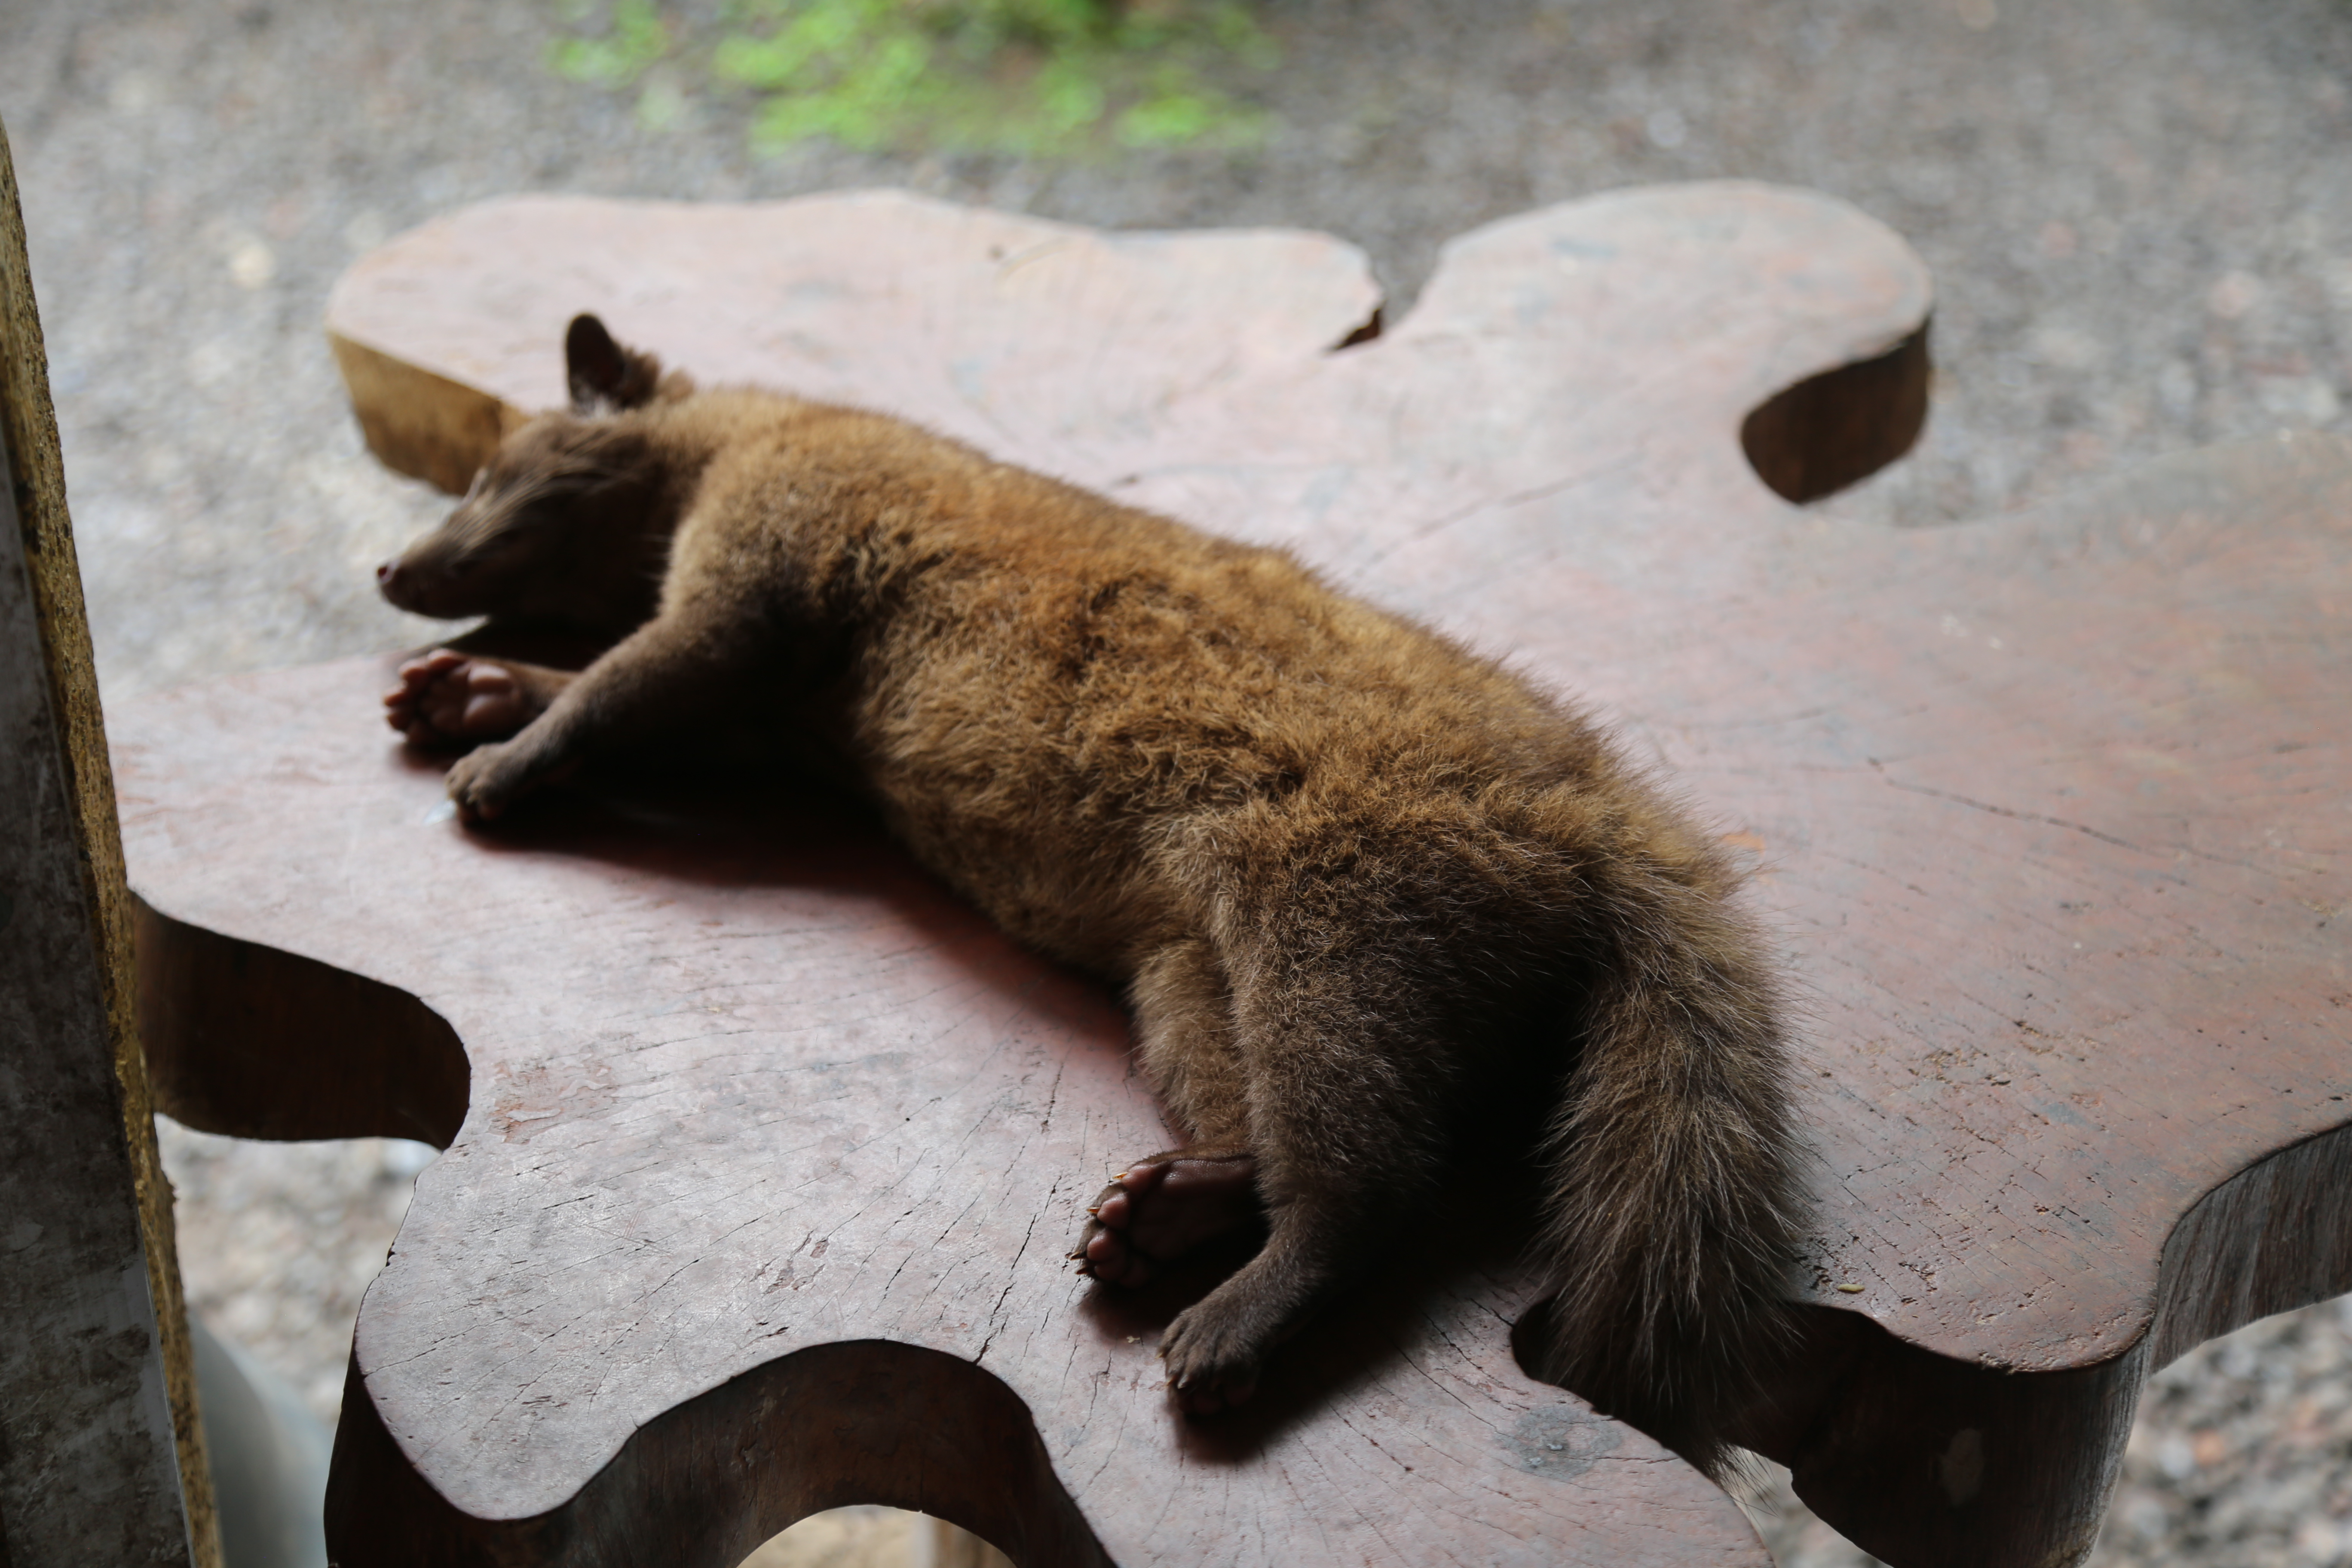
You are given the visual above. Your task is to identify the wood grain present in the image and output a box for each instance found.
[112,185,2352,1566]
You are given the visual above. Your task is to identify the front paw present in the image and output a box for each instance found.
[386,650,539,747]
[444,740,534,822]
[1069,1147,1260,1289]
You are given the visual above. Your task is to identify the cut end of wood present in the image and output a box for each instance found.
[329,332,518,496]
[1740,319,1932,504]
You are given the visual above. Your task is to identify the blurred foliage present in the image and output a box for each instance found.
[548,0,1279,156]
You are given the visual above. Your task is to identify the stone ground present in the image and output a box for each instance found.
[6,0,2351,1562]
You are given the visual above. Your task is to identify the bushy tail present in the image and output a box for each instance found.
[1531,887,1805,1479]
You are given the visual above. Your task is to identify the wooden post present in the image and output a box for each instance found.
[0,114,221,1568]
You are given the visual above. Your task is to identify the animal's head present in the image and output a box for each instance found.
[376,315,694,631]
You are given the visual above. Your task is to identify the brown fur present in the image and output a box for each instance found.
[377,315,1804,1473]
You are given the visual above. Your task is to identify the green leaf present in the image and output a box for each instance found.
[1116,89,1217,147]
[553,0,1278,159]
[548,0,671,87]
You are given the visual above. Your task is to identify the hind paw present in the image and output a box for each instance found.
[442,737,553,823]
[1069,1146,1259,1288]
[1158,1293,1267,1415]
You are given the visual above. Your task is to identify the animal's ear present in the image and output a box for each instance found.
[565,313,664,413]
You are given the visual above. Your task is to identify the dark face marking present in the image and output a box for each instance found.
[377,414,670,632]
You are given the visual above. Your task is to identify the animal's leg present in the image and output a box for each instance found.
[1155,963,1455,1415]
[441,613,753,821]
[1075,937,1262,1287]
[386,650,579,747]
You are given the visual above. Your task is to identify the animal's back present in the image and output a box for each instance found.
[727,412,1658,986]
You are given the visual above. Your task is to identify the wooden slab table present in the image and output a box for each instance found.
[111,186,2352,1568]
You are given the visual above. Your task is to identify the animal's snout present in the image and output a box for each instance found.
[377,557,429,612]
[377,546,489,619]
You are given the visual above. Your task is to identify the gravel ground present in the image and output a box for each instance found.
[7,0,2351,1562]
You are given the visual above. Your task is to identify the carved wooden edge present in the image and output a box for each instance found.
[325,1341,1107,1568]
[1739,319,1932,502]
[1741,1121,2352,1567]
[135,900,469,1149]
[328,201,1927,511]
[272,195,2334,1564]
[0,114,220,1567]
[2147,1119,2352,1368]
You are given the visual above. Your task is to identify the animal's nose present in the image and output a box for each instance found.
[377,560,404,594]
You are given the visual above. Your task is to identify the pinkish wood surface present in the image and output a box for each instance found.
[110,187,2352,1567]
